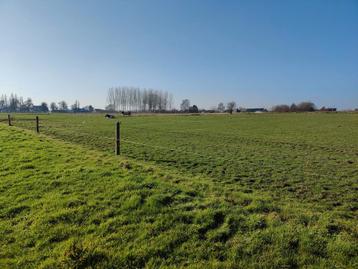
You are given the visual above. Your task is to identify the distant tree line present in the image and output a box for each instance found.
[106,87,174,112]
[178,100,238,114]
[215,101,237,114]
[2,92,342,114]
[0,93,93,113]
[272,102,316,112]
[0,94,49,113]
[50,100,94,113]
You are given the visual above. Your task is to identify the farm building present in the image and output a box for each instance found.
[244,108,268,113]
[320,107,337,112]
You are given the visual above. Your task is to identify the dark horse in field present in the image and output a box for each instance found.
[104,114,115,119]
[122,111,132,116]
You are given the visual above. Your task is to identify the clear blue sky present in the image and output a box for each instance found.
[1,0,357,109]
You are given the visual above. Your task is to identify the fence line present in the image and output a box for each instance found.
[2,114,353,160]
[0,114,40,132]
[113,137,212,160]
[95,133,212,159]
[0,117,284,174]
[0,117,243,160]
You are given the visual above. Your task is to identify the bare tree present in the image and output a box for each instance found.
[168,93,174,110]
[24,98,33,112]
[71,100,80,112]
[290,103,298,112]
[272,104,290,112]
[58,101,68,112]
[107,88,116,111]
[142,89,148,111]
[0,95,7,112]
[9,94,20,112]
[217,102,225,112]
[226,101,236,114]
[40,102,49,112]
[180,99,190,112]
[297,102,316,112]
[50,102,58,112]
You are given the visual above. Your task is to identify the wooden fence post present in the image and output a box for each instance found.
[36,116,39,133]
[115,121,121,155]
[8,114,11,126]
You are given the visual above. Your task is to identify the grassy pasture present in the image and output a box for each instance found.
[0,113,357,267]
[5,112,358,209]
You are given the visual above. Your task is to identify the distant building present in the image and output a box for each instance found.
[95,108,115,113]
[200,109,216,113]
[320,107,337,112]
[31,106,44,113]
[73,108,92,113]
[244,108,267,113]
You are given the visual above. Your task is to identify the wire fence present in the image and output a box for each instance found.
[0,113,233,179]
[1,113,354,177]
[2,113,352,158]
[1,114,40,132]
[0,114,206,158]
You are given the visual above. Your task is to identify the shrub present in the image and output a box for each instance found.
[272,105,290,112]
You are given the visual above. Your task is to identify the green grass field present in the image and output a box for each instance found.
[0,113,357,268]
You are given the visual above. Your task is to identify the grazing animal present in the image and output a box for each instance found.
[122,111,132,116]
[104,114,115,119]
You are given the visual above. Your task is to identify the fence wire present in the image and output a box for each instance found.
[0,116,218,163]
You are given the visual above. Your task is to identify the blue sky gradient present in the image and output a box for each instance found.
[0,0,357,109]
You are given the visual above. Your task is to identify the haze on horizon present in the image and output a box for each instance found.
[0,0,357,110]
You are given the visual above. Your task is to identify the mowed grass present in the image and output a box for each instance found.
[0,125,357,268]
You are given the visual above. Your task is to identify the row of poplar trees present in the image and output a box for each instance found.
[106,87,174,112]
